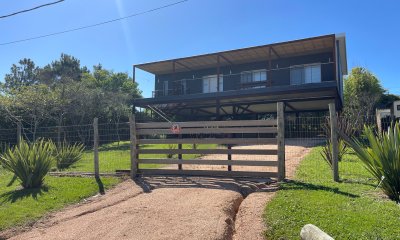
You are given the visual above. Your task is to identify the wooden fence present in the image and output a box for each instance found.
[128,103,286,180]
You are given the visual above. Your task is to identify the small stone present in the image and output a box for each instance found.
[300,224,334,240]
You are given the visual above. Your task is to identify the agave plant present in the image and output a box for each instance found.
[0,139,53,189]
[341,123,400,202]
[321,115,355,168]
[53,142,85,170]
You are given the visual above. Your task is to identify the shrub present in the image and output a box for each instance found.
[53,142,85,170]
[342,123,400,202]
[0,139,53,189]
[321,115,354,168]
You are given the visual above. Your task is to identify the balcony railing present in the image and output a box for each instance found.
[152,62,336,98]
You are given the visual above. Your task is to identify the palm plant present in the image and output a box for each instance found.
[53,142,85,170]
[341,123,400,202]
[0,139,53,189]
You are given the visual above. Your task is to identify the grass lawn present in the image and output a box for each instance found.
[264,147,400,240]
[65,141,219,173]
[0,170,120,231]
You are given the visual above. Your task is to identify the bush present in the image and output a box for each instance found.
[0,139,53,189]
[53,142,85,170]
[342,123,400,202]
[321,115,354,168]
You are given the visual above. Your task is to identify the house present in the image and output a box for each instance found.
[393,100,400,118]
[376,100,400,131]
[133,34,347,121]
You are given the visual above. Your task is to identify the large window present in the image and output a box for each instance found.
[290,64,321,85]
[203,75,223,93]
[240,69,267,88]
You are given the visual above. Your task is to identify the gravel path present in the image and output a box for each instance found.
[3,140,315,240]
[4,178,270,240]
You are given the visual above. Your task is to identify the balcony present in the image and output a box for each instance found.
[152,62,336,98]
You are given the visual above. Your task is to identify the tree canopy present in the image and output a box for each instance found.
[343,67,385,122]
[0,54,142,131]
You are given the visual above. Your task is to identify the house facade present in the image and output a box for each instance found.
[133,34,347,121]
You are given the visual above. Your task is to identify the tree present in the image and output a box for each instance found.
[3,85,58,139]
[377,93,400,109]
[3,58,39,91]
[1,54,142,137]
[343,67,384,127]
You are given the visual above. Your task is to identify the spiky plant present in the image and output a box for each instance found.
[341,123,400,202]
[53,142,85,170]
[0,139,53,189]
[321,115,355,168]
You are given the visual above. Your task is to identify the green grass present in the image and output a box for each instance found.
[65,142,219,173]
[0,170,120,231]
[264,147,400,240]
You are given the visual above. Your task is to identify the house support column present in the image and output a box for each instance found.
[277,102,285,181]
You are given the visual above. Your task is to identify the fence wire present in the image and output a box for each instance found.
[0,115,397,182]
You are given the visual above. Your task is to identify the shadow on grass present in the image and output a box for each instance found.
[340,178,377,187]
[97,142,153,152]
[6,175,17,187]
[282,180,359,198]
[0,185,49,203]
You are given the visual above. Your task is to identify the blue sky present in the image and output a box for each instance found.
[1,0,399,97]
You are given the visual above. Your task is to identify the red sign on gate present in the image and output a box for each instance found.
[170,124,181,134]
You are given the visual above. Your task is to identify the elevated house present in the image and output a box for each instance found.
[133,34,347,121]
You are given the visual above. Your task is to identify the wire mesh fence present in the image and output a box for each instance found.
[0,114,397,181]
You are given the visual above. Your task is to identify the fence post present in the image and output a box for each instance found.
[129,115,138,179]
[227,145,232,171]
[329,103,339,182]
[57,125,62,148]
[277,102,285,181]
[178,134,182,170]
[93,118,99,178]
[17,121,22,145]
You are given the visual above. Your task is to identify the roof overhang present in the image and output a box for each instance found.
[135,34,340,75]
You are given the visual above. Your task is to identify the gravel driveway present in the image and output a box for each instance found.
[3,140,315,240]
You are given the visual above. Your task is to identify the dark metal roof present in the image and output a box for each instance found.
[135,34,337,75]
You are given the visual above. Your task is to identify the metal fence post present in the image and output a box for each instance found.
[93,118,99,178]
[329,103,339,182]
[129,115,138,179]
[277,102,285,181]
[17,121,22,145]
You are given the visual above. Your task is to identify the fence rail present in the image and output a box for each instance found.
[2,109,393,182]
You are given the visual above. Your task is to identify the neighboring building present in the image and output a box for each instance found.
[393,100,400,118]
[376,100,400,131]
[133,34,347,120]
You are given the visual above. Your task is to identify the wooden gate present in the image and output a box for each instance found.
[129,111,285,180]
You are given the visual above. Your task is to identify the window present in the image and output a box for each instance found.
[240,69,267,88]
[203,75,223,93]
[180,79,187,94]
[397,105,400,111]
[163,81,169,96]
[290,64,321,85]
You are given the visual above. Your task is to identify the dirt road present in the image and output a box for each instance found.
[4,141,313,240]
[6,178,272,240]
